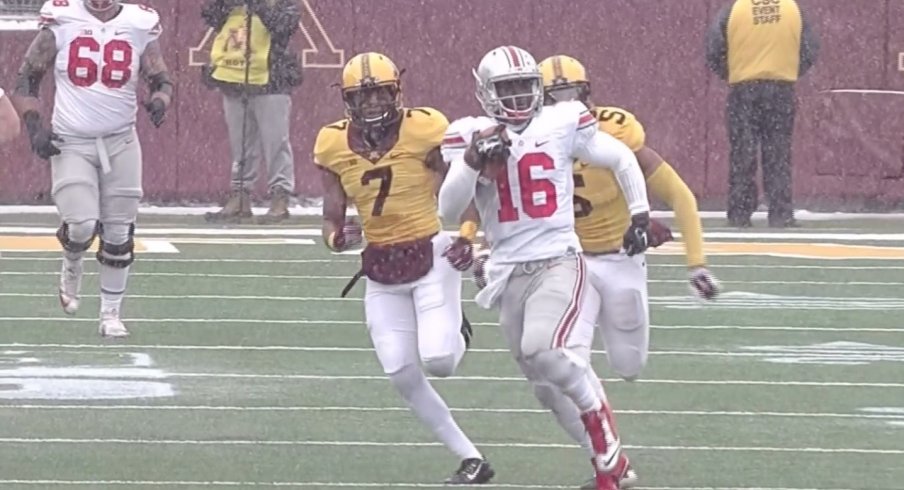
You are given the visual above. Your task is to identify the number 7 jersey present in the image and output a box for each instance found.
[441,100,598,264]
[39,0,162,137]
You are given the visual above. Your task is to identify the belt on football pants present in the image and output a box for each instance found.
[583,248,621,257]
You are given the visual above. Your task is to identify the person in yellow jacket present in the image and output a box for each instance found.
[706,0,819,228]
[201,0,303,223]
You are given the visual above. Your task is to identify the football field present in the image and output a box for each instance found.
[0,215,903,489]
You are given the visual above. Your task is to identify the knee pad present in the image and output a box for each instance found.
[96,223,135,268]
[607,348,647,381]
[422,353,457,378]
[387,363,427,396]
[526,348,589,388]
[57,222,99,253]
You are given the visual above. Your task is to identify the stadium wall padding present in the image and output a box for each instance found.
[0,0,902,209]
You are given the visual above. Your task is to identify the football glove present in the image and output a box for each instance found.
[464,125,511,173]
[647,218,674,248]
[443,237,474,271]
[23,111,62,160]
[622,212,650,256]
[328,218,363,252]
[145,98,167,128]
[472,246,490,290]
[689,266,721,301]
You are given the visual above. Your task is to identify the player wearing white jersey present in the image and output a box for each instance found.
[438,46,650,490]
[12,0,172,338]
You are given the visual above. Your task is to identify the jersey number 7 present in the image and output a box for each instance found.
[68,37,134,89]
[496,153,557,223]
[361,167,393,216]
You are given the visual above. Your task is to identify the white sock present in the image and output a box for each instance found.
[389,363,482,460]
[533,382,594,456]
[100,263,130,312]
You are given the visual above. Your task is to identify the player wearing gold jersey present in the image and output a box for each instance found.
[313,52,494,484]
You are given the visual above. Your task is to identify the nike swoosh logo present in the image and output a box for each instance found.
[114,30,128,36]
[535,140,549,147]
[389,152,404,159]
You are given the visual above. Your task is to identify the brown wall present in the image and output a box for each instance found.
[1,0,902,209]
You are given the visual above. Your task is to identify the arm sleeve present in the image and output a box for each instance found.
[438,156,481,223]
[646,162,705,267]
[799,7,820,77]
[705,4,731,80]
[573,128,650,215]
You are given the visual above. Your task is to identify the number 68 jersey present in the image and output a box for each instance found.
[39,0,162,138]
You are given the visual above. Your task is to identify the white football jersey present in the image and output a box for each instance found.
[441,100,599,264]
[39,0,162,138]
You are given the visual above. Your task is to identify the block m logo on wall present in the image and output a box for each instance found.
[189,0,344,69]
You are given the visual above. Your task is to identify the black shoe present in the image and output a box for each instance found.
[768,216,799,228]
[727,216,753,228]
[445,457,494,484]
[460,310,473,349]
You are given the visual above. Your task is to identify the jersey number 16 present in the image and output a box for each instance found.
[496,152,558,223]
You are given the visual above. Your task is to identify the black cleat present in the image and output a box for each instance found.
[445,457,494,485]
[460,310,473,349]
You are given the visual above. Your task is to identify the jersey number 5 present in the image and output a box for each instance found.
[361,167,393,216]
[496,152,557,223]
[68,37,133,89]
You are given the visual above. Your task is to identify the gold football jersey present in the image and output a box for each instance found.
[313,108,447,246]
[573,106,646,253]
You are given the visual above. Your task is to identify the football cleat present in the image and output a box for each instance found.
[58,257,83,315]
[444,457,495,485]
[99,309,129,338]
[581,458,638,489]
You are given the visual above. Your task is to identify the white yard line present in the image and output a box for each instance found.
[0,482,864,490]
[0,438,899,455]
[0,343,860,359]
[1,270,902,287]
[0,317,899,332]
[2,404,899,421]
[3,256,904,270]
[0,369,893,387]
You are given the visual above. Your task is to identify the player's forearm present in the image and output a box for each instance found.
[0,89,21,143]
[146,72,173,107]
[646,162,705,267]
[438,158,480,223]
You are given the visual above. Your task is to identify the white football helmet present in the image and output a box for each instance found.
[473,46,544,128]
[84,0,119,13]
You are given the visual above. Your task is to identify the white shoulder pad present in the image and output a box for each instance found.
[39,0,81,29]
[122,3,163,41]
[440,116,496,163]
[545,100,595,131]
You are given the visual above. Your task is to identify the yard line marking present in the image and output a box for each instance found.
[0,317,900,332]
[0,369,893,387]
[3,404,900,421]
[0,343,845,359]
[0,483,865,490]
[0,438,899,455]
[3,255,904,270]
[2,271,902,287]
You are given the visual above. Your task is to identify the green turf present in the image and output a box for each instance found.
[0,221,903,489]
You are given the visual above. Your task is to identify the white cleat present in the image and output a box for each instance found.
[58,258,83,315]
[99,309,129,338]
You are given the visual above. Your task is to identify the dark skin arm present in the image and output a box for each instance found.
[634,145,665,178]
[140,40,173,107]
[425,147,447,196]
[11,28,57,117]
[320,166,349,246]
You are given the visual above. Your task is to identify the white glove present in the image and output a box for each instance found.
[472,246,490,290]
[689,267,720,301]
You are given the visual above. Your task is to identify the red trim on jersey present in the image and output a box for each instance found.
[442,135,466,146]
[38,15,56,26]
[505,46,522,68]
[578,112,596,128]
[552,255,586,348]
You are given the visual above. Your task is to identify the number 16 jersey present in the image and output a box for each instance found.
[39,0,162,137]
[441,101,599,265]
